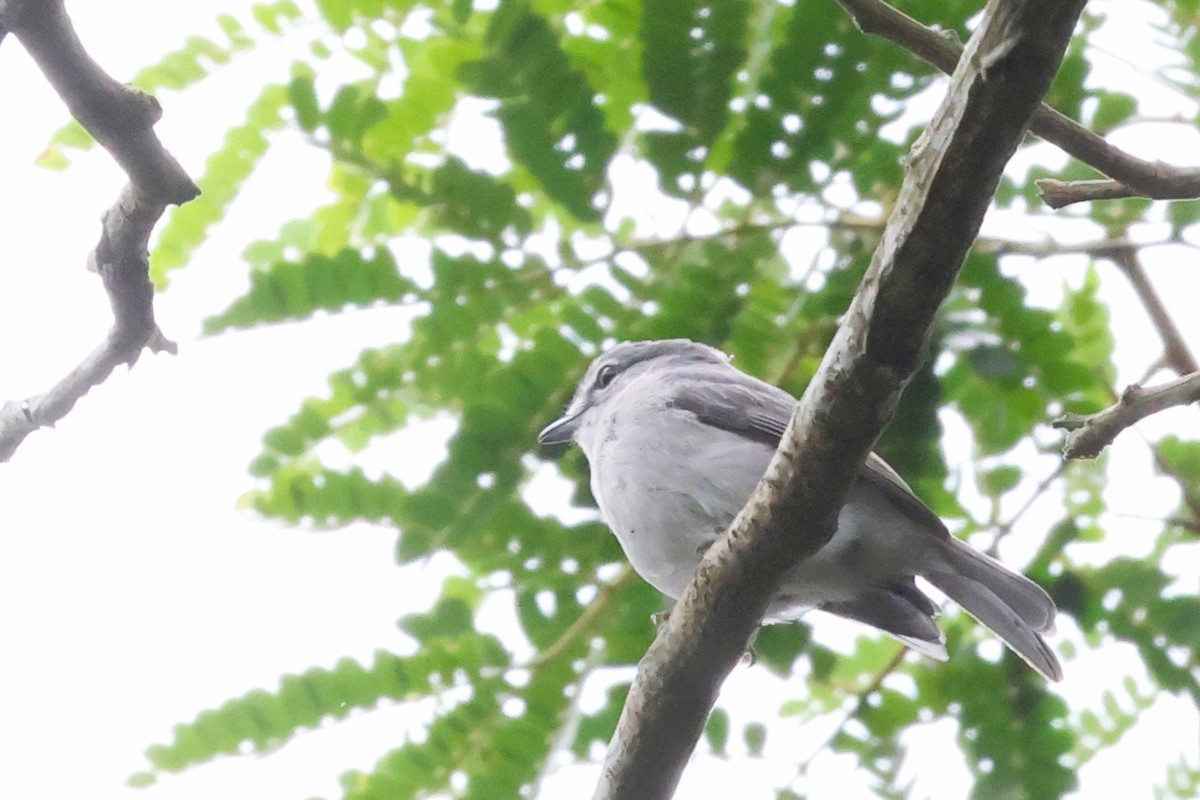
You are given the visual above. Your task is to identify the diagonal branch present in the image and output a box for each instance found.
[834,0,1200,209]
[1053,373,1200,460]
[9,0,197,201]
[790,645,908,783]
[1109,248,1198,376]
[592,1,1086,798]
[0,0,199,462]
[1097,248,1200,517]
[0,186,178,461]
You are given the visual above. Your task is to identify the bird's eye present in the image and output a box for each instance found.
[595,364,617,389]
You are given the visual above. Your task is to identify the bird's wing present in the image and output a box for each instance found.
[669,374,947,535]
[667,372,793,446]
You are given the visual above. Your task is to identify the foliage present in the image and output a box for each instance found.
[115,0,1200,797]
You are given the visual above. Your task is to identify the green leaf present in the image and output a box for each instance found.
[639,0,750,193]
[642,0,748,141]
[462,2,618,220]
[917,653,1078,800]
[982,465,1022,496]
[315,0,409,31]
[706,707,730,756]
[1157,435,1200,482]
[1090,91,1137,134]
[743,721,767,757]
[326,85,389,143]
[144,640,506,775]
[1166,199,1200,233]
[752,623,811,677]
[203,247,416,333]
[427,157,534,240]
[287,72,321,133]
[360,36,483,166]
[151,84,288,285]
[726,0,935,197]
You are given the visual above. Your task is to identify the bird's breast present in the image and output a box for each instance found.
[584,402,773,598]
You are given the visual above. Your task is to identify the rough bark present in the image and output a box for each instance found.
[0,0,198,462]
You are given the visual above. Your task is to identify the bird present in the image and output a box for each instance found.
[538,338,1062,681]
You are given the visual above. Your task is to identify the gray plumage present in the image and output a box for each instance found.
[538,338,1062,681]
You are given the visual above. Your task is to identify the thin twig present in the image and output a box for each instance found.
[987,460,1069,554]
[1110,248,1199,375]
[1101,249,1200,519]
[0,186,179,461]
[792,645,908,781]
[1053,373,1200,459]
[526,567,636,669]
[974,236,1190,259]
[532,643,611,800]
[1108,511,1200,537]
[562,215,1179,277]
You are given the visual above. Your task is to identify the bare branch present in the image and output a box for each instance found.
[790,645,908,783]
[592,1,1086,797]
[1053,373,1200,459]
[0,186,178,461]
[1032,160,1200,212]
[563,214,1181,277]
[1089,247,1200,518]
[988,460,1069,554]
[835,0,1200,208]
[0,0,198,461]
[525,567,635,669]
[1109,248,1199,376]
[1035,176,1200,209]
[974,235,1186,260]
[8,0,198,203]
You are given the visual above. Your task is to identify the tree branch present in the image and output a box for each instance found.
[1040,246,1200,464]
[592,1,1086,797]
[834,0,1200,208]
[1110,248,1199,376]
[0,186,179,461]
[0,0,198,462]
[9,0,198,202]
[1053,373,1200,460]
[988,460,1069,554]
[974,235,1189,260]
[1035,175,1200,209]
[0,0,15,46]
[563,214,1181,277]
[790,645,908,784]
[1091,248,1200,518]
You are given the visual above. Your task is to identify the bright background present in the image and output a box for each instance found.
[0,2,1197,799]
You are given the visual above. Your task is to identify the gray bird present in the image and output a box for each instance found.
[538,338,1061,681]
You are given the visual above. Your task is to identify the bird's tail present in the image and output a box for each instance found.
[925,537,1062,681]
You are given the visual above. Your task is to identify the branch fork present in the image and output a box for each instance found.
[0,0,198,462]
[837,0,1200,209]
[1053,373,1200,460]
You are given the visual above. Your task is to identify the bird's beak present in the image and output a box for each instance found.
[538,413,580,445]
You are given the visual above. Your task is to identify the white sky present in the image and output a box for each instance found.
[0,2,1197,799]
